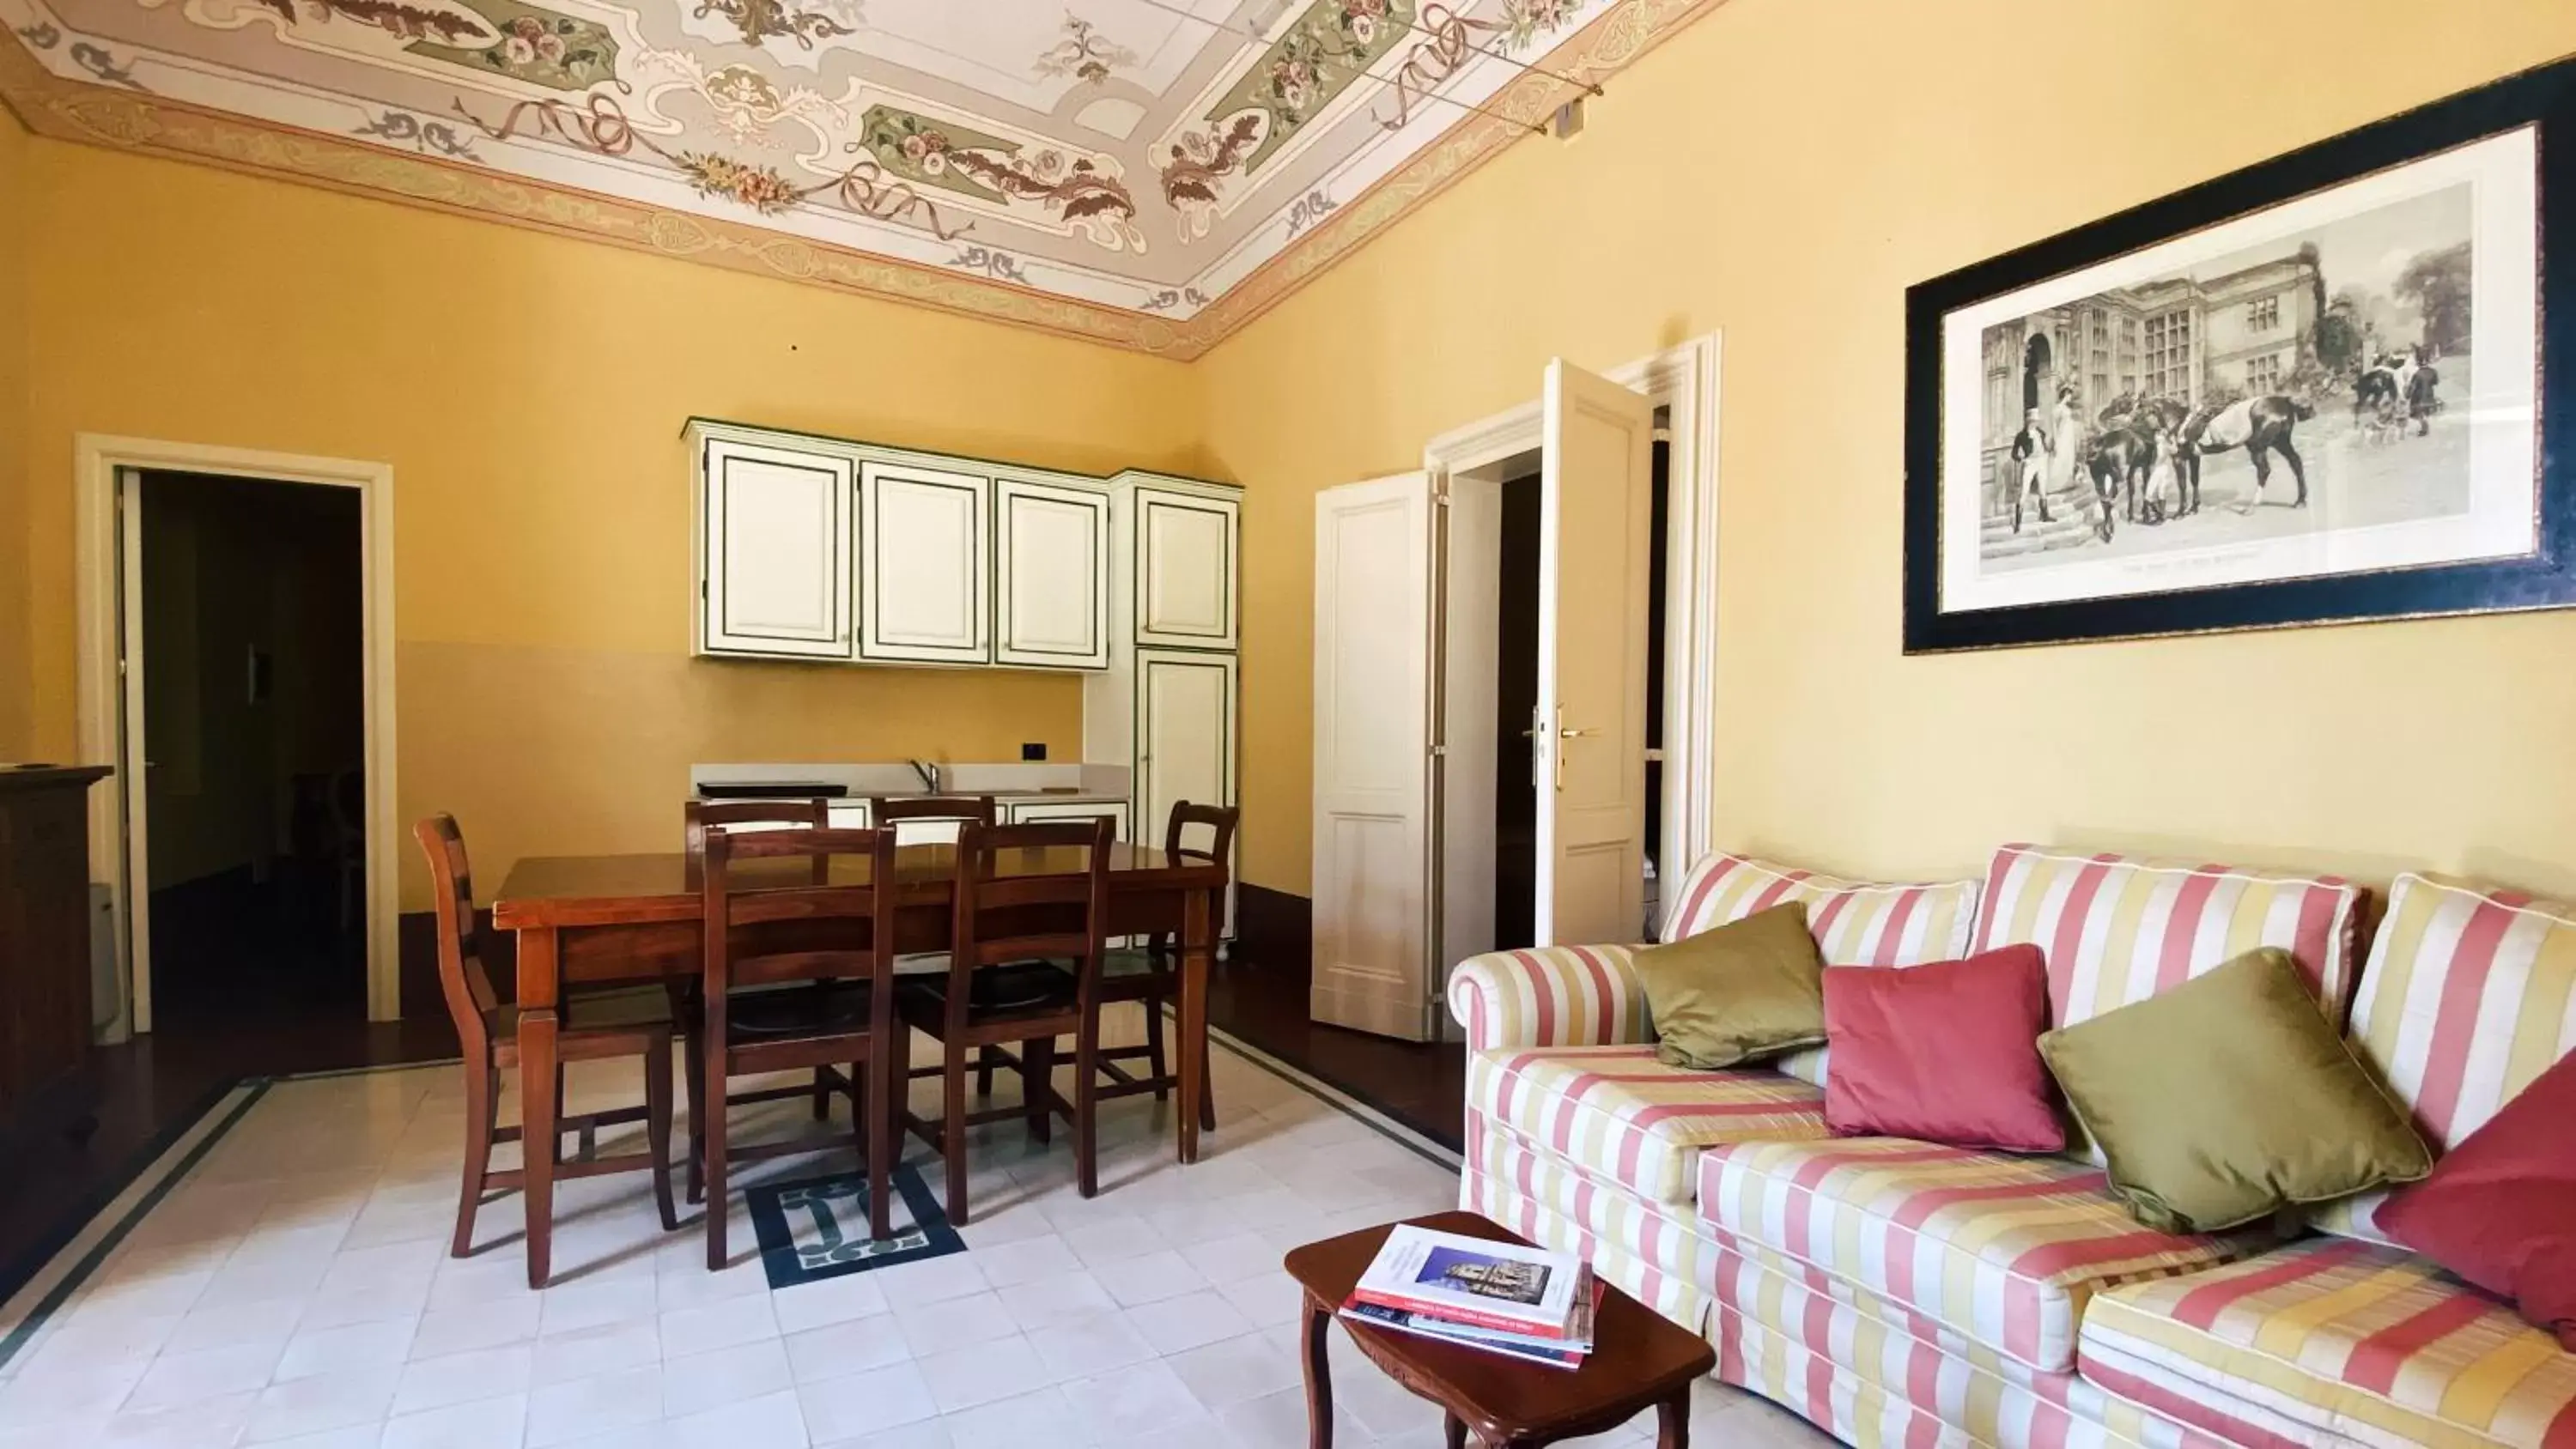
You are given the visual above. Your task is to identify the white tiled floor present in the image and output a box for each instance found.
[0,1016,1833,1448]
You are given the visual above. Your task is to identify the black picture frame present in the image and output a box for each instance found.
[1903,58,2576,654]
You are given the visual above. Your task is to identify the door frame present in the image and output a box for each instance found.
[74,435,402,1033]
[1420,332,1723,918]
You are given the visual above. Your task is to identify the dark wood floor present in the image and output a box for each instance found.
[1204,949,1465,1154]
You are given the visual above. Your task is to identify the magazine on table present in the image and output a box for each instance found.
[1340,1275,1603,1369]
[1348,1225,1588,1337]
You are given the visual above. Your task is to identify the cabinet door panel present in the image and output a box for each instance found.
[702,440,854,658]
[995,479,1109,669]
[1135,489,1238,650]
[1135,650,1236,832]
[860,464,989,664]
[1003,798,1130,840]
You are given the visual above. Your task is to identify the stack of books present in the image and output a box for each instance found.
[1340,1224,1600,1369]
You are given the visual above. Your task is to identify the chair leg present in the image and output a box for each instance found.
[1145,993,1170,1104]
[645,1038,678,1234]
[944,1051,970,1228]
[683,1022,706,1205]
[811,1066,832,1122]
[702,1040,730,1272]
[1073,1022,1100,1200]
[452,1063,495,1258]
[865,1046,894,1244]
[1199,1044,1216,1134]
[553,1065,568,1167]
[975,1046,997,1099]
[1023,1034,1054,1147]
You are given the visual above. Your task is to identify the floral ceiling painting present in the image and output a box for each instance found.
[0,0,1720,353]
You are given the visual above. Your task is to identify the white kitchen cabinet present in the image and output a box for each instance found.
[993,478,1110,670]
[1133,487,1238,650]
[859,462,990,665]
[1134,649,1236,837]
[1002,797,1130,840]
[697,434,855,659]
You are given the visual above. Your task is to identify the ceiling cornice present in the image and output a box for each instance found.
[0,0,1722,361]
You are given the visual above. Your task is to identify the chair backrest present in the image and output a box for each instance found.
[413,814,500,1050]
[701,826,897,998]
[685,797,830,858]
[948,818,1113,1002]
[871,795,997,826]
[1161,799,1239,939]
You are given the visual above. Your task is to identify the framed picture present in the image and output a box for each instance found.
[1904,59,2576,653]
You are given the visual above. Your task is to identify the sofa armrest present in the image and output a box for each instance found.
[1446,945,1655,1053]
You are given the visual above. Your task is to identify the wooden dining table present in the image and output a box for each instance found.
[490,840,1229,1288]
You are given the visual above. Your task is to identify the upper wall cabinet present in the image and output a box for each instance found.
[860,462,990,665]
[1134,486,1239,651]
[698,435,855,659]
[994,478,1110,670]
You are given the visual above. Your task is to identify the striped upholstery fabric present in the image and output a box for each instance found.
[1467,1044,1825,1204]
[1446,944,1652,1053]
[1715,1239,2232,1449]
[1697,1137,2271,1373]
[1470,1170,1717,1332]
[1470,1123,1732,1328]
[2080,1237,2576,1449]
[2316,874,2576,1243]
[1973,843,2368,1029]
[1659,852,1980,1086]
[1660,851,1980,956]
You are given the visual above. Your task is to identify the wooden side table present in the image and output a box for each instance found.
[1283,1210,1717,1449]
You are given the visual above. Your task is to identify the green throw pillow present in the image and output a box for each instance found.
[1636,901,1826,1070]
[2038,947,2432,1235]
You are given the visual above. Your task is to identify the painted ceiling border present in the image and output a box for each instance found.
[0,0,1727,361]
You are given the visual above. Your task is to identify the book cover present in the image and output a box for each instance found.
[1350,1226,1585,1337]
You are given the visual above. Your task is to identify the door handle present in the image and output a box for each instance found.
[1558,726,1598,740]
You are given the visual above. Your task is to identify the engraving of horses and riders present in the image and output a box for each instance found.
[2003,344,2462,558]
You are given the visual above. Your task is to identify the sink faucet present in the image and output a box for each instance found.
[908,758,940,793]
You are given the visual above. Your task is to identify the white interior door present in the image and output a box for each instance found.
[1312,472,1436,1040]
[118,469,154,1034]
[1535,360,1655,947]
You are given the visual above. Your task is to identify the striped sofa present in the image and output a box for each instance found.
[1449,846,2576,1449]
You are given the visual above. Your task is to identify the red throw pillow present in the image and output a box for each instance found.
[2379,1049,2576,1350]
[1822,944,2063,1154]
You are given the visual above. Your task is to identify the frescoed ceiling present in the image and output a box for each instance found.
[0,0,1720,354]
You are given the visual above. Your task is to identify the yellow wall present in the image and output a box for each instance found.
[14,0,2576,922]
[0,100,31,758]
[15,140,1201,904]
[1201,0,2576,899]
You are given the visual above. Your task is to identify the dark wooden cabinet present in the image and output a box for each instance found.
[0,767,111,1139]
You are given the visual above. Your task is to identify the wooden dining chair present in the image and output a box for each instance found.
[1091,801,1236,1131]
[696,825,901,1268]
[414,815,677,1263]
[682,797,848,1191]
[896,817,1114,1222]
[868,794,998,840]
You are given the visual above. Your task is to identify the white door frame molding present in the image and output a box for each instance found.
[1421,332,1724,897]
[75,435,402,1031]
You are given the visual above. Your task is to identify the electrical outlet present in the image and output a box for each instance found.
[1021,743,1047,761]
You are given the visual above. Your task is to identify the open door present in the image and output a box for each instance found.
[1534,360,1656,946]
[1312,471,1437,1040]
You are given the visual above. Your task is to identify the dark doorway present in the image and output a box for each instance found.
[137,472,366,1030]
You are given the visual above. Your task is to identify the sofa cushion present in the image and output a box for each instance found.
[2080,1237,2576,1449]
[1821,944,2063,1154]
[1635,902,1826,1070]
[2381,1046,2576,1350]
[1972,842,2368,1030]
[1696,1136,2270,1373]
[2038,947,2431,1234]
[1659,852,1981,1086]
[1467,1045,1825,1205]
[2318,874,2576,1246]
